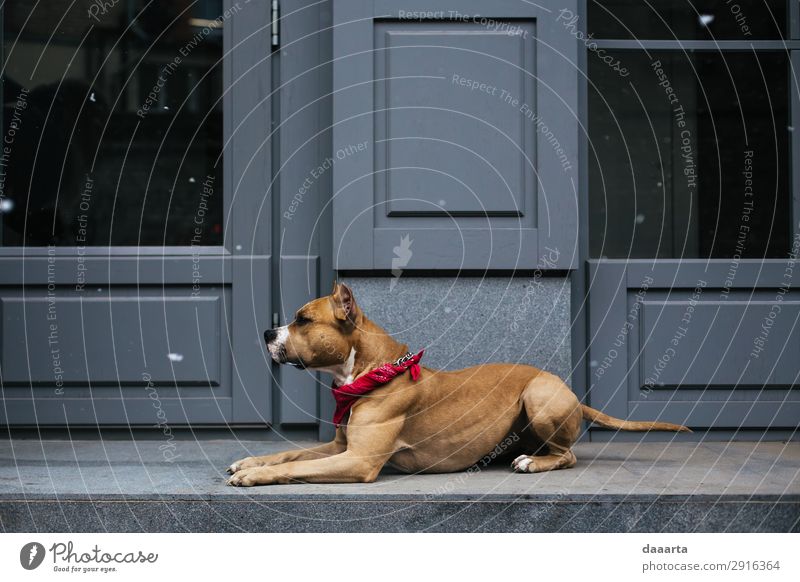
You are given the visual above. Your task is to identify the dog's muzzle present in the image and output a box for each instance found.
[264,328,305,369]
[264,328,285,364]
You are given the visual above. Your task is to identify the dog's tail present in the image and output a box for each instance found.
[580,404,691,432]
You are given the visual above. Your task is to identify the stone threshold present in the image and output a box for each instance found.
[1,440,797,532]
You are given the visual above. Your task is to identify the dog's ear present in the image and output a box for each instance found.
[331,282,358,325]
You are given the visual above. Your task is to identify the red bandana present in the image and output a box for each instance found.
[331,350,424,427]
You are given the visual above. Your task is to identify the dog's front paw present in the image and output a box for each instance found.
[227,456,260,474]
[511,454,535,473]
[227,470,247,486]
[227,467,258,487]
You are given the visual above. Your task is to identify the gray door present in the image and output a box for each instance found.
[588,261,800,436]
[271,0,335,435]
[332,0,578,271]
[584,28,800,437]
[0,1,272,426]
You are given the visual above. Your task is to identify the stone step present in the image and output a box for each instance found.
[1,440,798,532]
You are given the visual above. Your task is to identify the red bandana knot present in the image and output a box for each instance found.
[331,350,424,427]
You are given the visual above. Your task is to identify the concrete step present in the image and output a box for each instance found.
[1,440,798,532]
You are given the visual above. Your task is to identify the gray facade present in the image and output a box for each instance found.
[1,0,798,442]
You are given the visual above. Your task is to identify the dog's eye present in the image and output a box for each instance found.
[295,314,312,326]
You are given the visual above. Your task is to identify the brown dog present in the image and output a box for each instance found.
[226,283,689,486]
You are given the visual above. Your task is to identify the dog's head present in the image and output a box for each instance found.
[264,282,360,369]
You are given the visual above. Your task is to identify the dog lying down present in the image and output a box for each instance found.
[227,283,689,486]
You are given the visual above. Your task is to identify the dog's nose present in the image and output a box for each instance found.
[264,329,278,344]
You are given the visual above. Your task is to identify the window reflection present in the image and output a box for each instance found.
[589,0,787,40]
[589,51,790,259]
[1,0,224,246]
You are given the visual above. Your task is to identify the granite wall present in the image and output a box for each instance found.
[342,276,572,381]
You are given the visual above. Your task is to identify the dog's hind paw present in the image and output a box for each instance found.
[512,454,534,473]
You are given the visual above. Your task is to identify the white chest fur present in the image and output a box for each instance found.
[320,347,356,386]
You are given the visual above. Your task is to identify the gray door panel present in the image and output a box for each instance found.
[0,256,235,425]
[2,397,232,426]
[588,260,800,434]
[0,0,274,426]
[1,294,223,386]
[638,299,800,387]
[373,20,537,217]
[226,0,275,423]
[277,256,321,426]
[333,0,578,270]
[230,255,272,424]
[272,0,336,431]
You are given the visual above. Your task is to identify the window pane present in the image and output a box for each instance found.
[589,51,791,258]
[589,0,788,40]
[1,0,224,246]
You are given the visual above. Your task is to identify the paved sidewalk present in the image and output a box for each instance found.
[1,439,798,532]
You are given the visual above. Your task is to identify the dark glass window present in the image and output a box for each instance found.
[589,51,790,258]
[1,0,224,246]
[588,0,788,40]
